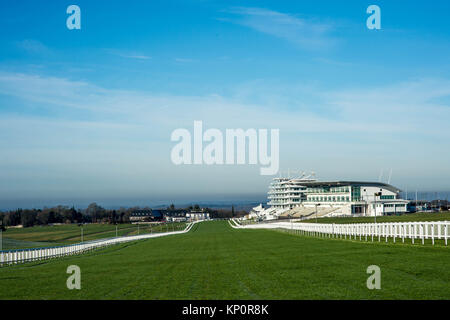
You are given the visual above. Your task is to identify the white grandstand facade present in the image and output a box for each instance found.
[267,177,315,209]
[247,173,409,221]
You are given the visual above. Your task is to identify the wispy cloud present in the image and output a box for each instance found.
[106,49,151,60]
[122,54,151,60]
[1,71,450,196]
[16,39,53,56]
[221,7,337,50]
[1,71,449,137]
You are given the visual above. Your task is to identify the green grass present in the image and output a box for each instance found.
[0,220,449,299]
[300,211,450,224]
[1,238,63,250]
[1,222,187,249]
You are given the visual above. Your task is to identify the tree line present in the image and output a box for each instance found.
[0,203,247,228]
[0,203,138,228]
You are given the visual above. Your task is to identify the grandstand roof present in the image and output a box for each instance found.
[300,181,402,193]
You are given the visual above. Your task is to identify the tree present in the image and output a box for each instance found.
[36,211,50,225]
[72,207,83,223]
[109,210,118,224]
[0,213,5,231]
[3,212,13,226]
[21,210,37,227]
[86,203,104,223]
[116,207,127,224]
[122,211,131,223]
[46,209,56,224]
[4,210,22,226]
[231,205,235,217]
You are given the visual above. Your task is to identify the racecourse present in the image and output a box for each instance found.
[0,220,449,299]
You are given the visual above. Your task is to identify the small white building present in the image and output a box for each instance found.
[186,210,210,221]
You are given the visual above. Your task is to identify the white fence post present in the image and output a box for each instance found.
[402,224,405,243]
[438,222,442,240]
[393,224,396,243]
[421,224,425,245]
[445,223,448,246]
[431,223,435,245]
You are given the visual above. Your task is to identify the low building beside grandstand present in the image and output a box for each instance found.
[247,173,409,221]
[130,209,164,222]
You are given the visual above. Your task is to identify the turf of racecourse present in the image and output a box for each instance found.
[0,220,449,299]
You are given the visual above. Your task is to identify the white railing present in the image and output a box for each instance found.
[0,221,198,266]
[230,219,449,246]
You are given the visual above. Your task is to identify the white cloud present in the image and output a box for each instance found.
[327,78,450,130]
[222,7,337,49]
[16,39,53,56]
[1,71,450,197]
[106,49,151,60]
[0,72,449,136]
[122,54,152,60]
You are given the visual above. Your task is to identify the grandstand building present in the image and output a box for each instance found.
[249,175,409,220]
[267,176,316,209]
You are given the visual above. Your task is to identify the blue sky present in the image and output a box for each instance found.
[1,0,450,208]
